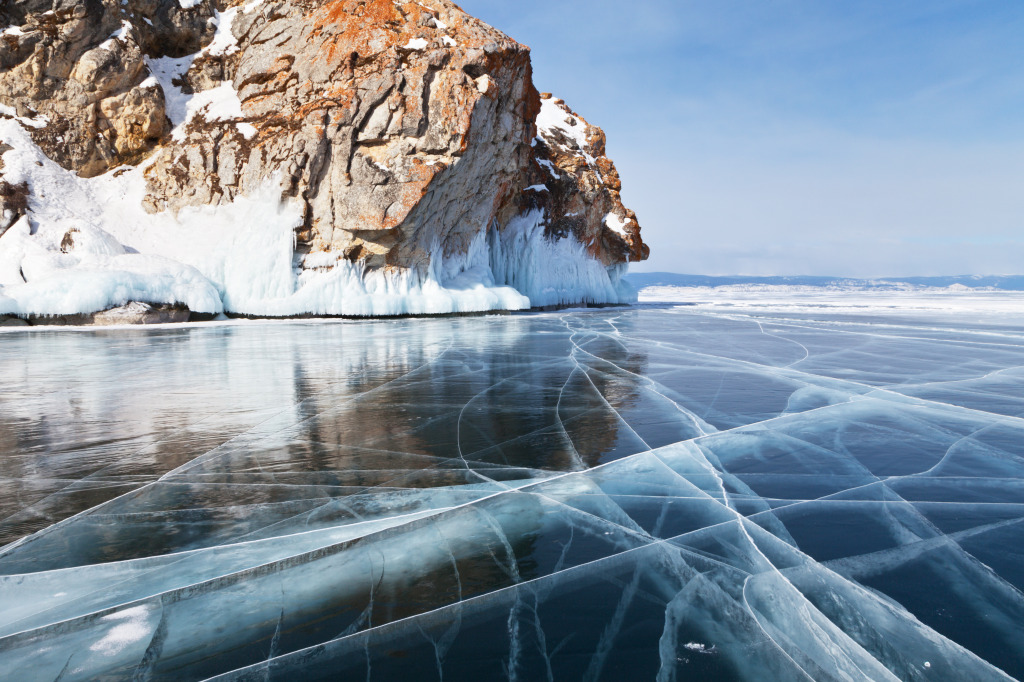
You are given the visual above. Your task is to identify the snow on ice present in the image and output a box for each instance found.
[0,116,633,319]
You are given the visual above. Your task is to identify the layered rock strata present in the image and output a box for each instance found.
[0,0,647,319]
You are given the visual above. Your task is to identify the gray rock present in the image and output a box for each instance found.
[91,301,191,325]
[1,0,647,299]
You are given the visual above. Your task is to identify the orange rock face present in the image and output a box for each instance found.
[139,0,553,271]
[1,0,646,282]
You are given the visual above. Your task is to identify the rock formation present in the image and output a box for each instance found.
[0,0,647,320]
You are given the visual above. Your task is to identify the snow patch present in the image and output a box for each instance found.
[3,26,26,36]
[683,642,716,654]
[206,8,239,57]
[144,9,241,133]
[0,254,224,317]
[178,0,203,8]
[302,251,340,270]
[98,20,133,50]
[0,103,48,129]
[0,120,291,316]
[235,122,258,139]
[404,38,428,50]
[535,98,597,165]
[525,184,548,192]
[172,81,245,141]
[441,36,456,47]
[604,212,628,236]
[536,159,561,179]
[144,54,197,126]
[109,20,132,41]
[89,605,156,657]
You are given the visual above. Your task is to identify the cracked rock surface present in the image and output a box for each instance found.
[0,0,646,282]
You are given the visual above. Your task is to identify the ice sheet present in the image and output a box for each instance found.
[0,306,1022,680]
[638,284,1024,319]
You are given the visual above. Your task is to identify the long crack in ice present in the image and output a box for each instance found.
[0,308,1022,680]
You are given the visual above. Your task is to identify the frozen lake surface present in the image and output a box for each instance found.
[1,296,1023,680]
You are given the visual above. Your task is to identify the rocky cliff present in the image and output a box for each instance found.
[0,0,647,320]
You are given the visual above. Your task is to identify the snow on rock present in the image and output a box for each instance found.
[172,81,245,141]
[0,121,630,318]
[536,159,561,179]
[525,94,648,266]
[205,8,240,57]
[0,0,648,321]
[0,124,224,315]
[0,8,171,177]
[235,122,258,139]
[0,104,48,129]
[142,9,242,135]
[144,54,198,127]
[536,97,595,163]
[98,20,133,51]
[604,212,628,236]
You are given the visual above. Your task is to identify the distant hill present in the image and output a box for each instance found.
[625,273,1024,291]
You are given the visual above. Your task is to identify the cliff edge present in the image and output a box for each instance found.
[0,0,647,319]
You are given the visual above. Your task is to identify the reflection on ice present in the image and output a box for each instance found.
[0,306,1023,680]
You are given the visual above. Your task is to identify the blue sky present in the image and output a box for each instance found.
[458,0,1024,275]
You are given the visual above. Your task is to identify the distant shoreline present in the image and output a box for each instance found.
[625,272,1024,291]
